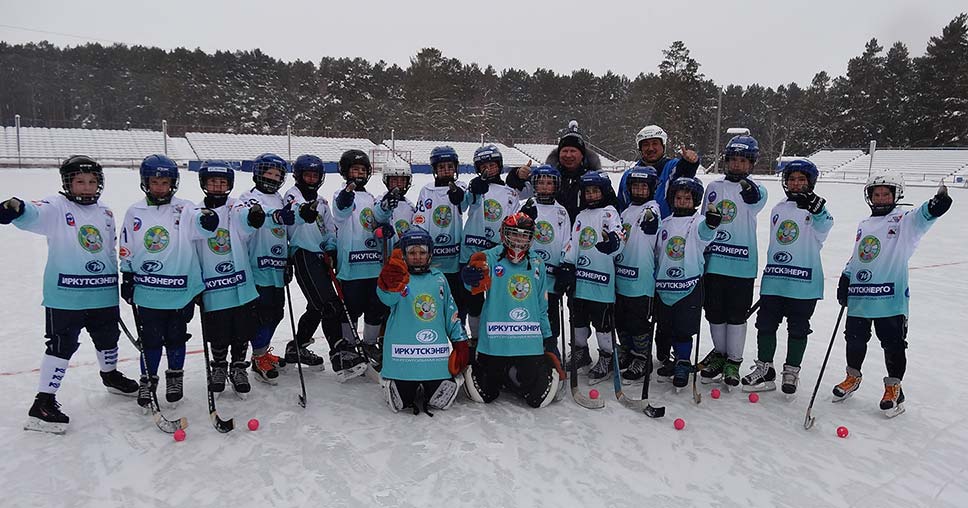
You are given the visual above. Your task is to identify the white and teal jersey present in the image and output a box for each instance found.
[654,214,716,305]
[460,183,519,264]
[239,189,300,288]
[119,196,205,310]
[332,189,390,281]
[12,194,119,310]
[283,187,336,255]
[413,184,465,274]
[194,197,259,312]
[843,202,937,319]
[375,192,416,252]
[616,201,661,297]
[377,269,465,382]
[561,206,624,304]
[532,202,570,294]
[702,178,768,279]
[760,200,834,300]
[467,246,551,357]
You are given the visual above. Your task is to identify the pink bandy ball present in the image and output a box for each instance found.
[748,393,759,403]
[674,418,686,430]
[589,389,599,400]
[837,426,849,438]
[248,418,260,431]
[711,388,721,399]
[173,429,186,442]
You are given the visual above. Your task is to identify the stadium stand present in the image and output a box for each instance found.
[820,149,968,183]
[0,126,197,165]
[185,132,377,168]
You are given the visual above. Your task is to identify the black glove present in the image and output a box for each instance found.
[284,259,294,284]
[273,202,296,226]
[199,208,219,232]
[120,272,135,306]
[640,208,659,235]
[520,198,538,220]
[837,274,850,307]
[928,184,952,218]
[705,205,723,229]
[448,182,465,206]
[553,263,576,295]
[248,203,266,228]
[324,248,338,272]
[739,178,761,205]
[469,176,489,196]
[299,200,319,223]
[460,265,484,287]
[335,186,355,210]
[0,198,25,225]
[380,188,402,211]
[375,224,395,240]
[595,231,621,254]
[793,191,826,215]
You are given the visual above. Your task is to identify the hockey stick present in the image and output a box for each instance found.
[692,282,703,404]
[198,308,235,433]
[118,314,188,434]
[324,262,382,383]
[284,280,307,408]
[609,311,659,412]
[639,300,666,418]
[804,305,846,430]
[746,299,761,320]
[563,302,604,409]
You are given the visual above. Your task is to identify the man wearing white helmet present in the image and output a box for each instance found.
[617,125,701,218]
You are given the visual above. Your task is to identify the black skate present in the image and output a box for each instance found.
[24,393,69,434]
[880,377,905,418]
[723,360,742,388]
[698,350,726,384]
[229,361,251,398]
[137,375,159,410]
[587,350,613,386]
[251,351,280,385]
[741,360,776,392]
[165,369,184,404]
[655,358,675,383]
[100,369,139,397]
[285,340,326,370]
[621,352,651,385]
[361,342,383,372]
[672,360,692,389]
[564,345,592,374]
[209,361,228,393]
[330,339,368,383]
[781,364,800,395]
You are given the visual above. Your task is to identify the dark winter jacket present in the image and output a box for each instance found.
[506,148,603,222]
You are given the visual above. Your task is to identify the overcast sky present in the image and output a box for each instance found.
[2,0,965,88]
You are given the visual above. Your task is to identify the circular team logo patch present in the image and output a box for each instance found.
[578,226,598,249]
[359,207,376,231]
[77,225,104,253]
[665,236,686,260]
[717,199,738,224]
[394,219,411,236]
[534,221,554,244]
[483,199,503,221]
[271,226,286,239]
[622,222,632,241]
[508,274,532,300]
[432,205,452,227]
[858,235,881,263]
[413,294,437,321]
[776,220,799,245]
[208,228,232,255]
[143,225,170,253]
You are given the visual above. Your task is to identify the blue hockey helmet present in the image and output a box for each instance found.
[139,154,179,204]
[723,135,759,181]
[578,170,615,209]
[293,154,325,191]
[529,164,561,204]
[473,144,503,176]
[625,165,658,205]
[430,146,459,174]
[781,159,819,195]
[198,160,235,197]
[252,153,289,194]
[398,226,434,274]
[666,177,704,215]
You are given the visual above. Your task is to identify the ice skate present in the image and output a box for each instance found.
[330,339,368,383]
[100,369,139,397]
[208,361,228,393]
[229,361,251,399]
[564,345,592,374]
[880,377,905,418]
[655,358,675,383]
[587,350,613,385]
[723,360,742,389]
[621,352,650,385]
[23,393,69,435]
[285,340,326,371]
[137,375,159,410]
[741,360,776,392]
[672,360,692,389]
[165,369,184,404]
[781,364,800,395]
[698,349,726,384]
[832,367,862,402]
[251,350,280,385]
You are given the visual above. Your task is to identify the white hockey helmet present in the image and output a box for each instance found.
[635,125,668,150]
[382,157,413,193]
[864,171,904,213]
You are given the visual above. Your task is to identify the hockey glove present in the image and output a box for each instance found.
[324,249,338,272]
[120,272,135,306]
[298,200,319,224]
[793,191,826,215]
[520,198,538,221]
[462,252,492,294]
[595,231,621,255]
[553,263,576,295]
[469,176,489,196]
[928,183,952,218]
[0,198,25,224]
[837,274,850,307]
[247,203,266,228]
[272,202,296,226]
[739,178,761,204]
[705,205,723,229]
[640,208,659,235]
[447,182,465,206]
[199,208,219,232]
[448,340,470,376]
[335,184,355,210]
[284,259,294,285]
[380,188,402,211]
[375,223,395,240]
[377,249,410,293]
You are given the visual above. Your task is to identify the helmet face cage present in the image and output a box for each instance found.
[430,146,459,181]
[501,223,535,263]
[473,145,503,177]
[253,154,288,194]
[864,172,904,214]
[60,155,104,205]
[723,135,759,180]
[140,158,180,204]
[398,228,433,274]
[339,150,372,186]
[667,177,703,215]
[529,165,561,204]
[781,161,818,195]
[293,155,325,191]
[627,167,658,205]
[382,162,413,194]
[198,162,235,198]
[579,171,613,209]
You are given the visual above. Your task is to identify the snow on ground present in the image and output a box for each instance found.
[0,168,966,508]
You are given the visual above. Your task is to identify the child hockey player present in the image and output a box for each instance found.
[377,227,467,414]
[374,157,416,253]
[743,159,833,394]
[832,173,952,417]
[461,212,561,408]
[459,144,520,357]
[1,155,139,434]
[615,165,661,384]
[699,135,768,388]
[653,177,723,389]
[413,146,466,325]
[284,154,367,380]
[239,153,298,384]
[332,149,391,371]
[120,154,206,408]
[195,161,270,398]
[556,171,624,385]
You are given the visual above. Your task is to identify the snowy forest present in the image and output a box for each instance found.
[0,13,965,165]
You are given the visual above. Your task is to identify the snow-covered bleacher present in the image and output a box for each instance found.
[0,127,197,164]
[807,149,865,173]
[382,140,538,174]
[823,149,968,184]
[185,132,377,164]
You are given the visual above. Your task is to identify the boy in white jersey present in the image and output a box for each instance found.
[832,172,951,417]
[1,155,139,434]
